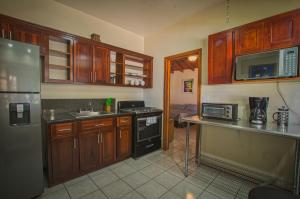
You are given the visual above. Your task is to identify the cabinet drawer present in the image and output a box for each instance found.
[51,122,74,140]
[117,116,132,127]
[79,118,114,131]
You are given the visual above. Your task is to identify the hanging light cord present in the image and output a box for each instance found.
[225,0,230,24]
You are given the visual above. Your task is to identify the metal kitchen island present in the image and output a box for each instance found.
[181,115,300,195]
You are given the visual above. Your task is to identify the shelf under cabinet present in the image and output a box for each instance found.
[49,64,71,70]
[49,49,71,58]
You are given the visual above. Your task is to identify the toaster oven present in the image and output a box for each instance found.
[201,103,238,121]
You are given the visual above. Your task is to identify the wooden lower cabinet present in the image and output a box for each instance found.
[117,116,132,160]
[48,122,78,186]
[117,126,131,160]
[47,116,132,186]
[101,127,116,166]
[79,130,100,172]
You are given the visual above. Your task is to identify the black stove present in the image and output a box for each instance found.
[121,107,163,114]
[118,101,163,158]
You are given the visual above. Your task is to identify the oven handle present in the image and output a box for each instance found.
[137,116,161,121]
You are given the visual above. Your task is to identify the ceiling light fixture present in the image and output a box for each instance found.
[188,55,197,62]
[8,43,13,48]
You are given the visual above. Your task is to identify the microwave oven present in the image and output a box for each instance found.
[201,103,238,121]
[235,47,299,80]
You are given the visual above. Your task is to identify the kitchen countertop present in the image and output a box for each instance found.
[181,115,300,140]
[43,111,132,124]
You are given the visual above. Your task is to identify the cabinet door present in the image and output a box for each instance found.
[93,45,109,83]
[101,127,116,166]
[208,31,233,84]
[10,23,41,46]
[264,11,300,50]
[0,20,11,39]
[51,136,78,184]
[79,130,100,172]
[235,22,264,55]
[74,40,93,83]
[117,126,132,160]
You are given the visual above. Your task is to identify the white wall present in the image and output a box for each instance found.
[170,69,198,104]
[0,0,144,100]
[144,0,300,187]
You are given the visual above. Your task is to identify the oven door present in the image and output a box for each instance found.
[136,115,162,142]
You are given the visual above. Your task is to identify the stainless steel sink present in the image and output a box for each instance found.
[69,111,113,118]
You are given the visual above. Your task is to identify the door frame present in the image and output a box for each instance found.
[163,49,202,150]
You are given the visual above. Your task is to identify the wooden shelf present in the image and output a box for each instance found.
[49,64,70,70]
[110,61,123,65]
[125,64,143,69]
[49,49,71,58]
[124,73,148,78]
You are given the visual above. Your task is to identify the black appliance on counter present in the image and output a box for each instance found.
[118,101,163,158]
[249,97,269,125]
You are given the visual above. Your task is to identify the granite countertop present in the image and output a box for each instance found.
[43,111,132,124]
[181,115,300,140]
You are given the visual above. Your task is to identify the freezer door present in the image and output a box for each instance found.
[0,93,44,199]
[0,38,40,92]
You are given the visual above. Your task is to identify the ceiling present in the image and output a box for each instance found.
[171,56,198,73]
[54,0,224,36]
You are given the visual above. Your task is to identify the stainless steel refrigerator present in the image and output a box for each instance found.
[0,38,44,198]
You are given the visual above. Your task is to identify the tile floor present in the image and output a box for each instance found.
[40,125,257,199]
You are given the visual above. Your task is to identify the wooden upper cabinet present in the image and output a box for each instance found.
[93,45,110,84]
[74,40,93,83]
[235,22,264,55]
[263,10,300,50]
[0,20,10,39]
[208,31,233,84]
[10,23,41,46]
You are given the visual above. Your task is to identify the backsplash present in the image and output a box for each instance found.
[42,98,116,112]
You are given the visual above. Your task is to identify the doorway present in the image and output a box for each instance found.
[163,49,202,150]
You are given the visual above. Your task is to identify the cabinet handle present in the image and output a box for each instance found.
[90,72,93,82]
[73,138,77,149]
[9,31,12,40]
[57,128,71,132]
[120,130,122,139]
[95,124,104,127]
[101,133,103,143]
[97,133,100,144]
[1,29,4,38]
[94,72,96,81]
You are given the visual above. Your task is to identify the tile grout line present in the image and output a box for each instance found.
[63,183,72,199]
[87,173,110,199]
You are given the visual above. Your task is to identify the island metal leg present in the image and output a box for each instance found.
[293,139,300,195]
[195,124,202,166]
[184,122,190,177]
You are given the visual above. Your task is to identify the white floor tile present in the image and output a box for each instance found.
[136,180,168,199]
[65,178,98,199]
[122,171,150,189]
[153,172,183,189]
[91,170,119,188]
[101,180,132,199]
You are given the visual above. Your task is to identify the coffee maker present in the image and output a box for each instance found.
[249,97,269,124]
